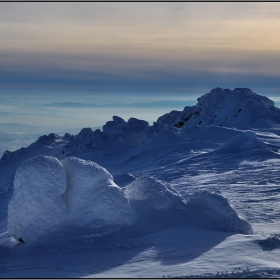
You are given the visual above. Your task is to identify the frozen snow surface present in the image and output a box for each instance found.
[1,88,280,277]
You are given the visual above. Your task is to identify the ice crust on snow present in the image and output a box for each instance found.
[7,156,135,242]
[187,190,253,234]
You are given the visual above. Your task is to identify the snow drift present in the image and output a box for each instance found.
[125,175,185,210]
[215,131,264,154]
[186,190,253,234]
[7,156,136,243]
[7,160,253,244]
[125,175,252,235]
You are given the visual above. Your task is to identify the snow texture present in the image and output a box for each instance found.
[2,87,280,277]
[158,87,280,129]
[215,131,263,153]
[126,175,184,210]
[103,116,149,148]
[113,173,136,187]
[61,157,135,226]
[7,156,136,243]
[7,156,67,243]
[187,190,253,234]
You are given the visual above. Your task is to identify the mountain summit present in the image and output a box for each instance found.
[158,87,280,129]
[1,87,280,194]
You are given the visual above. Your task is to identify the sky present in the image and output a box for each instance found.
[1,2,280,95]
[2,2,280,154]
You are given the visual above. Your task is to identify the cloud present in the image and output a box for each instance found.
[1,3,280,93]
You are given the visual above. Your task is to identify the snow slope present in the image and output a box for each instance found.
[1,87,280,277]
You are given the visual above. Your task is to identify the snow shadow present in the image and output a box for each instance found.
[136,226,233,267]
[254,234,280,251]
[0,225,232,278]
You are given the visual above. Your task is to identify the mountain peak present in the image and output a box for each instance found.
[158,88,279,129]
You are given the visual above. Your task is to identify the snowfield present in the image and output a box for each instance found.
[1,87,280,278]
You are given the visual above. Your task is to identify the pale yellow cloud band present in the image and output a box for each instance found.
[1,2,280,76]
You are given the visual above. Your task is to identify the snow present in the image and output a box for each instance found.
[1,87,280,277]
[7,156,67,243]
[113,172,136,187]
[125,175,184,210]
[7,156,136,243]
[61,157,135,227]
[186,190,253,234]
[215,131,263,153]
[158,87,280,129]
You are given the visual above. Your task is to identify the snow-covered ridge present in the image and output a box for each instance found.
[158,87,280,129]
[2,87,280,277]
[1,88,279,164]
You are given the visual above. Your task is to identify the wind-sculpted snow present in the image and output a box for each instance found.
[7,156,68,243]
[215,131,264,154]
[7,160,253,245]
[158,87,280,129]
[7,156,136,243]
[186,190,253,234]
[113,173,136,187]
[103,116,149,148]
[3,87,280,277]
[125,175,185,210]
[61,157,135,227]
[125,175,252,235]
[143,122,181,144]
